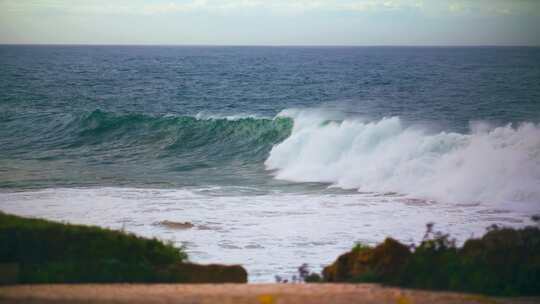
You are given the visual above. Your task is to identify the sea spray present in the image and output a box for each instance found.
[266,109,540,205]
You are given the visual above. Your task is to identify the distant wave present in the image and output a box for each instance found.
[1,109,292,168]
[265,109,540,204]
[74,110,293,162]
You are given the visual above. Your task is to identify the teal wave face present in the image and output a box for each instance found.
[79,110,292,162]
[0,110,293,189]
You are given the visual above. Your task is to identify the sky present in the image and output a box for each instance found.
[1,0,539,46]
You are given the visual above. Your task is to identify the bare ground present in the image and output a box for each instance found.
[1,284,539,304]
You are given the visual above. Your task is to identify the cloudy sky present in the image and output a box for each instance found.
[1,0,539,45]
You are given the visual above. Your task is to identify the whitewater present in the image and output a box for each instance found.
[267,109,540,206]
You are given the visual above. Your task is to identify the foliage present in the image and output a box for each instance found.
[321,221,540,296]
[273,264,322,283]
[298,263,322,283]
[0,212,190,283]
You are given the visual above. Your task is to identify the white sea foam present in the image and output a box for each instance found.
[0,187,535,282]
[267,109,540,205]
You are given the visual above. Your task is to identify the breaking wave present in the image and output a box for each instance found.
[265,109,540,204]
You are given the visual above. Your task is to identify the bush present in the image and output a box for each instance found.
[0,212,193,283]
[321,222,540,296]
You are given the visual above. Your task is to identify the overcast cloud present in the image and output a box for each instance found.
[1,0,539,45]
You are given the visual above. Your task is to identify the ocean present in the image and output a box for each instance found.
[1,45,539,281]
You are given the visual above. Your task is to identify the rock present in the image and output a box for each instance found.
[323,238,411,282]
[162,263,248,283]
[157,221,194,229]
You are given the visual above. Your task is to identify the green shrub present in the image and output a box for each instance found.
[322,222,540,296]
[0,212,187,283]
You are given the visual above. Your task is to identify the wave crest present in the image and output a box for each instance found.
[17,109,292,169]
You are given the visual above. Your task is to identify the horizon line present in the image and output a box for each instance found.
[1,43,539,48]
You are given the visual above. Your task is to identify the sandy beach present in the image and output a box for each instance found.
[1,283,539,304]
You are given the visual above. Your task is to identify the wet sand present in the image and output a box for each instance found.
[1,283,538,304]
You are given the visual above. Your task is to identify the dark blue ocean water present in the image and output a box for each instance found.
[1,46,539,191]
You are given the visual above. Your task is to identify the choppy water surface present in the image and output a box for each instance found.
[1,46,539,281]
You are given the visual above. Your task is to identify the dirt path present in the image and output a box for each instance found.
[1,283,538,304]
